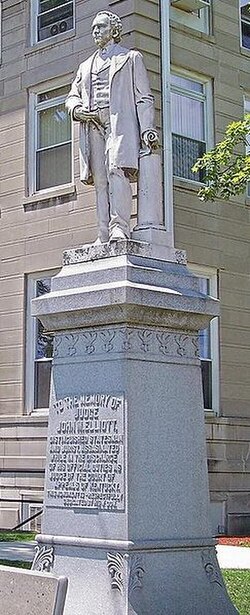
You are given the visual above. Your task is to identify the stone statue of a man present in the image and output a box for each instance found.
[66,10,158,243]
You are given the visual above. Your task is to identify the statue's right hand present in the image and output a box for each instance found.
[73,106,101,124]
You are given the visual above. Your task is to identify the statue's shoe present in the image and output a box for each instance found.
[109,227,129,241]
[93,236,108,245]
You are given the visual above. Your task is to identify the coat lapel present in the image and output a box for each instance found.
[109,51,130,86]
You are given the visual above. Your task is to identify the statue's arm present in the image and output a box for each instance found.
[132,51,159,148]
[65,65,102,125]
[65,66,83,118]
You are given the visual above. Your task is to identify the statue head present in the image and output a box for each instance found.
[92,11,123,48]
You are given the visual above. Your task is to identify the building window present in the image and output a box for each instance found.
[26,272,57,413]
[240,1,250,49]
[32,0,75,45]
[171,72,212,183]
[170,1,210,34]
[189,266,219,412]
[20,493,43,532]
[30,85,72,194]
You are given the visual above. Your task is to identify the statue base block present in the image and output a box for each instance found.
[131,225,173,255]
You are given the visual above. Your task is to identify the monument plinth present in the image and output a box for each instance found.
[32,240,237,614]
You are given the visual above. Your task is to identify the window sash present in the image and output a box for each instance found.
[171,73,209,182]
[26,273,58,414]
[201,359,212,411]
[188,267,219,413]
[34,359,52,409]
[38,0,73,17]
[35,142,72,191]
[172,133,206,181]
[240,1,250,48]
[37,105,71,149]
[32,0,75,45]
[171,94,205,141]
[241,20,250,49]
[30,86,72,194]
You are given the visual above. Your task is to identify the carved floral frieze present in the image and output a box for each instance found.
[53,327,199,362]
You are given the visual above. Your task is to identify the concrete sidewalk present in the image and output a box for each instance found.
[0,541,250,569]
[0,541,36,562]
[216,545,250,569]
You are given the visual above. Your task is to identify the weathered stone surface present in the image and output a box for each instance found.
[31,243,237,614]
[0,565,67,615]
[32,242,217,336]
[63,239,186,265]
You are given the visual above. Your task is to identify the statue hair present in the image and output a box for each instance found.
[95,11,123,42]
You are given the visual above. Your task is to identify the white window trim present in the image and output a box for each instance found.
[171,67,214,185]
[170,3,210,34]
[25,270,58,415]
[28,80,74,197]
[30,0,75,47]
[188,264,220,414]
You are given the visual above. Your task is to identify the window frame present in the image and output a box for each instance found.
[25,270,58,415]
[240,0,250,50]
[29,81,73,197]
[31,0,75,47]
[170,68,213,185]
[170,2,211,34]
[188,264,220,414]
[20,492,43,532]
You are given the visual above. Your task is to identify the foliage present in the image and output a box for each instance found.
[0,531,36,542]
[192,114,250,201]
[0,559,31,569]
[223,569,250,614]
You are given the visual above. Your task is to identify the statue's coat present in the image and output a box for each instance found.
[65,45,155,184]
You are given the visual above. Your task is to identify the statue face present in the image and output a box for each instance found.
[92,14,113,49]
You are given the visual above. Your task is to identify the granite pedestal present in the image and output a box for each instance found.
[32,240,238,614]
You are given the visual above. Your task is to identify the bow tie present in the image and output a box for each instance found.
[100,48,109,59]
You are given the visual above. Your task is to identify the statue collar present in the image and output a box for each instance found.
[98,42,118,59]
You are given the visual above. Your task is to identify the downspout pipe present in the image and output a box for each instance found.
[160,0,174,245]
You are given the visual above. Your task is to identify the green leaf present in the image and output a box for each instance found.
[192,115,250,201]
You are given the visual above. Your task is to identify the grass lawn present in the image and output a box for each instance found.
[223,570,250,615]
[0,559,31,569]
[0,531,36,542]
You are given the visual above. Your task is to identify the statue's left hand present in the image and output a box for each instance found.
[142,129,159,150]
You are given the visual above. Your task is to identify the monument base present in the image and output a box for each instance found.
[32,241,238,614]
[34,535,237,615]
